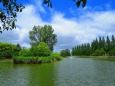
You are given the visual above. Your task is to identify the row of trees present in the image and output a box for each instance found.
[72,35,115,56]
[60,49,71,57]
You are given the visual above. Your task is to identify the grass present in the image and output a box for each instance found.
[13,53,62,64]
[74,56,115,61]
[75,56,115,58]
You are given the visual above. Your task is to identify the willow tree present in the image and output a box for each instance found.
[29,25,57,52]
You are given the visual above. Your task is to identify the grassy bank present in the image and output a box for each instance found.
[74,56,115,61]
[75,56,115,58]
[13,53,62,64]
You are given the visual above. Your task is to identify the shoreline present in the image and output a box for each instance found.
[74,56,115,58]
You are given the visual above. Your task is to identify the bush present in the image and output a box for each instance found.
[60,49,71,57]
[51,52,62,60]
[95,48,106,56]
[0,42,18,59]
[19,49,32,57]
[37,42,51,56]
[30,46,39,56]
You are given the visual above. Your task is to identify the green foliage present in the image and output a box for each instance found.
[19,49,32,57]
[109,48,115,56]
[51,52,62,60]
[29,25,57,52]
[43,0,87,8]
[37,42,51,56]
[72,35,115,56]
[13,56,36,61]
[30,46,39,56]
[94,48,106,56]
[0,42,19,59]
[60,49,71,57]
[29,42,51,57]
[13,52,62,64]
[0,0,24,33]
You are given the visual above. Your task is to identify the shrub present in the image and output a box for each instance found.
[51,52,62,60]
[30,46,39,56]
[37,42,51,56]
[19,49,32,57]
[0,42,18,59]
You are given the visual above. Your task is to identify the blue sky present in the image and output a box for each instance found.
[0,0,115,52]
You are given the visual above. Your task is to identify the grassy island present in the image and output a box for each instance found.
[13,52,62,64]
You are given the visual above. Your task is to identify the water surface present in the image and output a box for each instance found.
[0,57,115,86]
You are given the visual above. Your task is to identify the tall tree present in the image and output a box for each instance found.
[72,47,75,56]
[29,25,57,52]
[106,36,111,53]
[102,37,106,51]
[111,35,115,48]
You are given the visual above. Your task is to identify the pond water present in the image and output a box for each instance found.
[0,57,115,86]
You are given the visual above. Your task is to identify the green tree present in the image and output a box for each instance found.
[60,50,67,57]
[65,49,71,56]
[111,35,115,50]
[30,46,39,56]
[99,37,102,49]
[29,25,57,52]
[109,48,115,56]
[102,37,106,51]
[0,42,17,58]
[91,39,98,54]
[0,0,24,33]
[72,47,75,56]
[95,48,106,56]
[37,42,50,56]
[60,49,71,57]
[19,48,31,57]
[106,36,111,53]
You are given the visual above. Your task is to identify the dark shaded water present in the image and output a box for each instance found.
[0,57,115,86]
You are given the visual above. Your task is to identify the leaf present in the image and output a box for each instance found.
[12,21,15,28]
[50,3,52,8]
[8,4,11,10]
[82,0,87,8]
[76,1,81,7]
[43,0,48,4]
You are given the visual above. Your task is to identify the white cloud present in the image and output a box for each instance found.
[35,0,46,13]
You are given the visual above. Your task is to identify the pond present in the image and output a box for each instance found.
[0,57,115,86]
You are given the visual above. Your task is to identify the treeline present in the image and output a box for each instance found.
[72,35,115,56]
